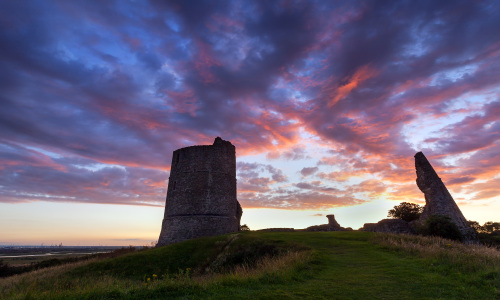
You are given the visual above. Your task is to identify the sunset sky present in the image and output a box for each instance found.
[1,1,499,246]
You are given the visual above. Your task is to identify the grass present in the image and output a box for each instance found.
[1,231,499,299]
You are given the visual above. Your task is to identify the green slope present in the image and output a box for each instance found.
[1,231,498,299]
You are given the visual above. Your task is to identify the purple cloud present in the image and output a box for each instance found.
[1,0,499,209]
[300,167,319,177]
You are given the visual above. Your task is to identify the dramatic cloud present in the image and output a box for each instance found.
[1,0,499,211]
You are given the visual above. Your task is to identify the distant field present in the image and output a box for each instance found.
[1,231,499,299]
[0,246,120,266]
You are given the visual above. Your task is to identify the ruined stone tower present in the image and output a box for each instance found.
[157,137,242,246]
[415,152,477,242]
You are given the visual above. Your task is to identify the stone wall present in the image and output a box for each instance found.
[157,137,242,246]
[257,228,295,232]
[361,219,415,234]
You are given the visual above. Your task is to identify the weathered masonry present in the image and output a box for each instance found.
[157,137,242,246]
[415,152,478,242]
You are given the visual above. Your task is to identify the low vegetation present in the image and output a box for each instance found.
[1,231,498,299]
[0,256,88,278]
[419,215,463,241]
[372,233,500,275]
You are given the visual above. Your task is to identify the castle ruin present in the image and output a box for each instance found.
[415,152,477,242]
[157,137,242,246]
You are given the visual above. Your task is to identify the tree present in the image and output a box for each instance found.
[468,220,484,233]
[483,221,500,234]
[239,224,250,231]
[387,202,423,222]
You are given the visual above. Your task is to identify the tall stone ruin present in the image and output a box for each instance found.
[157,137,242,246]
[415,152,477,242]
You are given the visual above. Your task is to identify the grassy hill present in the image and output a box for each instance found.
[1,231,499,299]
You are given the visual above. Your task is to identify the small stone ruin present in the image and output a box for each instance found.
[305,214,348,231]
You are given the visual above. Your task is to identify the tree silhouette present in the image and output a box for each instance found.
[387,202,423,222]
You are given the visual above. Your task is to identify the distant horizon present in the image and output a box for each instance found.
[0,243,131,248]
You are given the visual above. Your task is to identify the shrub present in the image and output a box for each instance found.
[421,215,462,241]
[387,202,423,222]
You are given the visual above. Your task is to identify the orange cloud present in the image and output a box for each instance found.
[385,183,424,204]
[328,65,378,107]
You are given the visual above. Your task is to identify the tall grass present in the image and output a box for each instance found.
[371,232,500,294]
[199,250,310,284]
[0,258,107,299]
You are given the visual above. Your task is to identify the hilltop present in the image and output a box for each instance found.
[1,231,499,299]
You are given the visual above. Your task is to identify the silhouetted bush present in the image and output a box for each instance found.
[0,260,12,277]
[0,260,31,277]
[421,215,462,241]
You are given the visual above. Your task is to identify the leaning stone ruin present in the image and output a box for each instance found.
[361,152,478,241]
[157,137,242,246]
[414,152,477,242]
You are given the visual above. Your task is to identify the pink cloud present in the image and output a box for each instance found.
[300,166,319,177]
